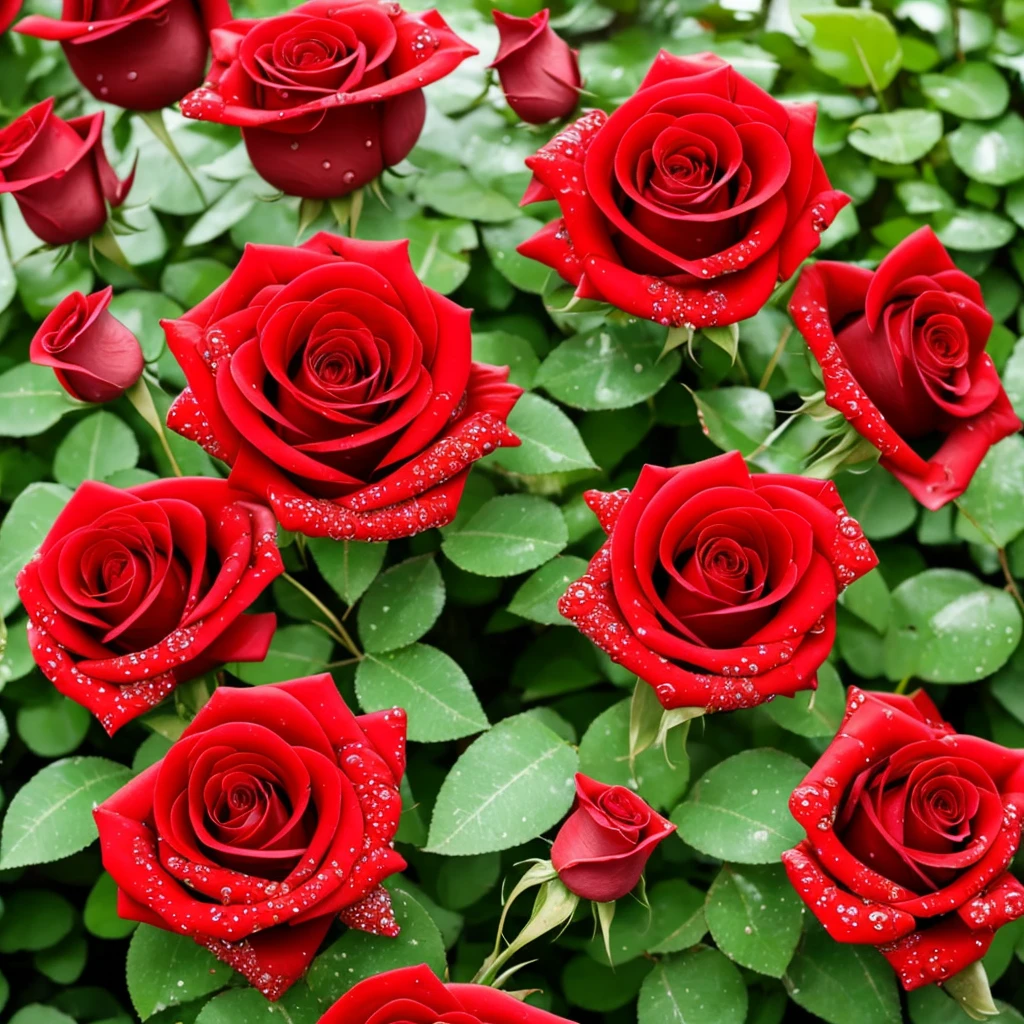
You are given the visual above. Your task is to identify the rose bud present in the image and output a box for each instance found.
[518,51,848,328]
[551,774,675,902]
[15,0,231,111]
[163,232,523,542]
[179,0,476,199]
[318,963,578,1024]
[94,675,408,999]
[791,226,1022,510]
[30,287,144,403]
[16,478,283,735]
[782,687,1024,990]
[558,451,877,712]
[490,9,581,124]
[0,98,133,247]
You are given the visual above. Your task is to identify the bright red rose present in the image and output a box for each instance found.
[558,451,877,711]
[15,0,230,110]
[551,774,675,902]
[179,0,476,198]
[782,688,1024,990]
[0,97,133,246]
[163,232,522,541]
[490,9,580,125]
[30,286,144,403]
[95,675,408,999]
[1,0,20,33]
[519,51,847,328]
[317,963,578,1024]
[790,227,1022,510]
[16,479,282,735]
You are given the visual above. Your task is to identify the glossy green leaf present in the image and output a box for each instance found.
[848,110,943,164]
[488,393,598,476]
[508,555,590,626]
[357,555,445,653]
[53,412,139,488]
[638,947,748,1024]
[309,538,387,607]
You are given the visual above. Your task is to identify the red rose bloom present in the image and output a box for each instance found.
[782,688,1024,990]
[490,9,580,125]
[1,0,20,33]
[163,233,522,541]
[0,98,133,246]
[551,774,675,902]
[790,227,1022,510]
[519,51,847,328]
[179,0,476,198]
[318,963,578,1024]
[95,675,408,999]
[558,451,877,711]
[15,0,231,110]
[16,479,282,735]
[30,286,144,403]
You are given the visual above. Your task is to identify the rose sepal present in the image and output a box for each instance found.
[628,677,703,771]
[942,962,999,1021]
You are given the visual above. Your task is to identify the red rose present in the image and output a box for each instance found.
[30,286,144,403]
[0,98,133,246]
[782,688,1024,990]
[558,451,877,711]
[16,479,282,735]
[551,774,675,902]
[94,675,408,999]
[317,963,577,1024]
[518,51,848,328]
[1,0,19,33]
[179,0,476,198]
[790,227,1022,510]
[490,9,580,125]
[163,232,522,541]
[15,0,231,110]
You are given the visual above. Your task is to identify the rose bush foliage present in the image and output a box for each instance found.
[1,0,1024,1023]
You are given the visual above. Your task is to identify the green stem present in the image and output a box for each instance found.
[759,325,793,391]
[281,572,361,660]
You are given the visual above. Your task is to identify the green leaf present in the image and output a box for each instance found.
[126,925,232,1020]
[481,218,552,294]
[764,660,846,738]
[0,482,71,616]
[230,623,333,684]
[0,222,15,315]
[508,555,590,626]
[841,567,892,635]
[426,712,579,855]
[565,954,653,1012]
[672,749,807,864]
[307,887,445,1001]
[471,330,540,390]
[693,387,776,456]
[0,755,133,869]
[53,411,139,488]
[955,435,1024,546]
[8,1007,76,1024]
[921,62,1010,120]
[837,465,918,540]
[107,291,184,362]
[309,538,387,607]
[85,871,137,940]
[934,208,1017,251]
[785,924,901,1024]
[355,644,489,743]
[587,878,707,964]
[0,889,75,952]
[705,863,805,977]
[848,110,943,164]
[884,569,1022,684]
[0,614,33,687]
[638,947,748,1024]
[442,495,568,577]
[536,322,681,411]
[435,852,501,911]
[489,393,598,476]
[17,695,91,757]
[0,363,78,438]
[357,555,445,654]
[803,9,902,89]
[195,984,321,1024]
[579,698,691,812]
[417,169,520,223]
[948,114,1024,186]
[33,931,88,984]
[160,259,233,308]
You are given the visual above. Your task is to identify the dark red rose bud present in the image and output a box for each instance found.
[0,98,133,246]
[551,773,675,902]
[30,287,144,403]
[15,0,231,111]
[179,0,477,199]
[490,9,580,124]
